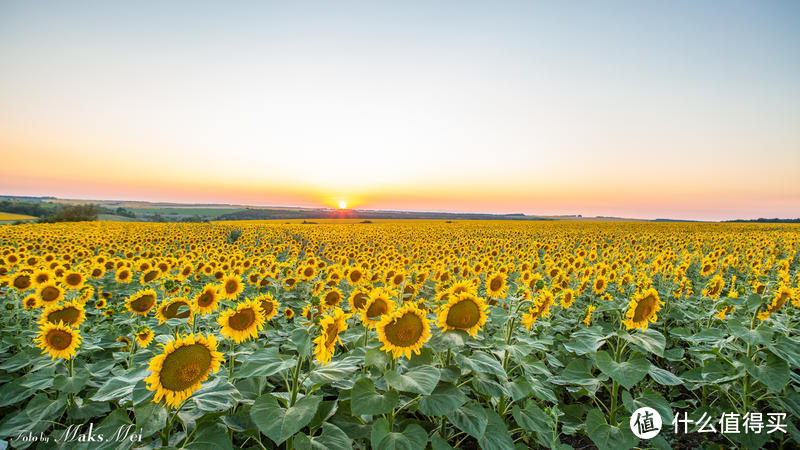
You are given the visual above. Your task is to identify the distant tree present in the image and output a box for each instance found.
[38,204,98,223]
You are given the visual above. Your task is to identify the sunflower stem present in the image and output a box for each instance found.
[290,354,303,406]
[228,339,235,380]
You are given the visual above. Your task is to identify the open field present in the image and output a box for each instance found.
[0,212,36,221]
[0,220,798,449]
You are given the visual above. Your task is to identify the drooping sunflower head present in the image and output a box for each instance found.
[156,297,194,324]
[193,284,219,315]
[140,269,161,284]
[36,281,64,306]
[376,303,431,359]
[313,307,351,366]
[135,328,155,348]
[622,288,663,330]
[766,285,792,314]
[219,274,244,300]
[486,272,507,298]
[36,321,81,360]
[23,294,39,309]
[218,299,265,343]
[144,333,224,409]
[360,288,397,328]
[39,301,86,328]
[126,288,158,316]
[436,292,488,337]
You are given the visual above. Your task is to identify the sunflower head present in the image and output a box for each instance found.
[219,274,244,300]
[360,288,397,328]
[313,307,351,366]
[436,293,488,337]
[11,273,34,292]
[36,281,64,306]
[36,321,81,359]
[39,301,86,328]
[218,299,265,343]
[376,303,431,359]
[348,288,370,312]
[486,272,507,298]
[622,288,663,330]
[194,284,220,315]
[144,333,224,408]
[62,271,85,289]
[254,293,279,321]
[126,288,158,316]
[136,328,155,348]
[321,288,343,309]
[156,297,194,324]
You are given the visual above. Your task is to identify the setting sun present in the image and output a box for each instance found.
[338,201,347,209]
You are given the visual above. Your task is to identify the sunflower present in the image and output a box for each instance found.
[140,269,161,284]
[219,274,244,300]
[360,288,397,328]
[22,294,39,309]
[36,322,82,359]
[39,301,86,328]
[284,308,295,319]
[702,275,724,299]
[218,299,265,343]
[135,328,155,348]
[715,305,736,321]
[622,288,663,330]
[144,333,224,408]
[376,303,431,359]
[346,267,367,286]
[485,272,507,298]
[449,280,478,296]
[95,298,107,309]
[62,271,85,289]
[321,288,343,309]
[560,289,576,309]
[10,273,33,292]
[313,307,351,366]
[126,288,158,316]
[348,288,371,312]
[254,293,279,321]
[521,290,555,329]
[193,284,219,315]
[592,276,607,295]
[299,264,316,281]
[88,265,105,279]
[31,269,54,286]
[36,281,64,306]
[156,297,194,324]
[436,293,488,337]
[758,285,793,320]
[583,304,596,327]
[115,267,133,283]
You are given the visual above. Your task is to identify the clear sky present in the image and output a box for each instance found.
[1,1,798,220]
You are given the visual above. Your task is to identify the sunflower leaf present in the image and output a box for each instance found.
[250,394,322,445]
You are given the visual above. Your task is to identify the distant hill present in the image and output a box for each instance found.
[724,218,800,223]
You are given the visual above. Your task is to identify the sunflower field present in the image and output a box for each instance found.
[0,220,799,449]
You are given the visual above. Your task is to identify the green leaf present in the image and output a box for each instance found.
[446,401,488,439]
[594,351,650,390]
[185,422,234,449]
[291,327,313,358]
[350,377,399,416]
[621,329,666,357]
[457,351,507,378]
[431,435,455,450]
[91,367,148,402]
[562,328,608,355]
[365,347,391,369]
[728,321,772,346]
[53,371,91,394]
[512,401,554,447]
[741,353,789,393]
[133,402,168,438]
[418,382,468,416]
[295,423,352,450]
[385,366,440,395]
[250,394,322,445]
[585,408,638,450]
[310,358,359,384]
[375,422,427,450]
[187,378,241,412]
[0,393,66,438]
[648,366,683,386]
[769,336,800,368]
[479,409,515,450]
[237,347,297,378]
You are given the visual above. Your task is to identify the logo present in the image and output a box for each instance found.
[630,407,662,439]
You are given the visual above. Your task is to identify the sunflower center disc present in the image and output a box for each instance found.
[47,329,73,350]
[41,286,60,302]
[131,294,155,312]
[229,309,256,330]
[386,313,423,346]
[47,307,80,325]
[446,300,480,328]
[164,301,191,319]
[160,344,212,391]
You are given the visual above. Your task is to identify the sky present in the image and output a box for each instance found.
[1,1,798,221]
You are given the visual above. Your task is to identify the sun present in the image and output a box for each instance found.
[338,201,347,209]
